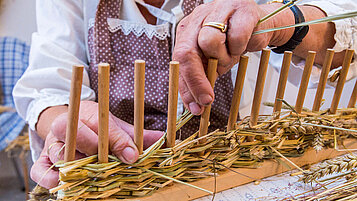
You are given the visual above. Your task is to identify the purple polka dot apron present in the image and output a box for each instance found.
[88,0,235,139]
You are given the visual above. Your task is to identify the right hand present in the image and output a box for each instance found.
[31,101,163,189]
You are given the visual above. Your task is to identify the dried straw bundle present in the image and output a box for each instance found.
[5,134,30,153]
[300,154,357,183]
[0,105,13,113]
[290,154,357,201]
[30,107,357,200]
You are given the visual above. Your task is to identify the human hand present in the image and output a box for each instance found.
[31,101,163,189]
[173,0,293,115]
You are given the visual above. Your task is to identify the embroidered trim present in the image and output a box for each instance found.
[107,18,170,40]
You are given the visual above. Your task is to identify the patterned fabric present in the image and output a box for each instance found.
[0,37,29,151]
[88,0,235,139]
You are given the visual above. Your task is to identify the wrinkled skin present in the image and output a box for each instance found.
[31,101,163,189]
[173,0,283,115]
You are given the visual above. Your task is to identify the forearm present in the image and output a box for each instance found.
[36,105,68,140]
[264,4,344,68]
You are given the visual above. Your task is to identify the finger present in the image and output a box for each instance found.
[113,117,164,149]
[46,133,65,164]
[180,53,215,107]
[77,101,139,164]
[216,56,239,76]
[179,73,204,115]
[31,150,59,189]
[47,139,85,164]
[173,5,215,107]
[51,113,99,156]
[107,115,139,164]
[198,1,237,69]
[142,130,163,149]
[227,5,261,54]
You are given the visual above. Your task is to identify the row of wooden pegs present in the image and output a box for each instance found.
[63,48,356,164]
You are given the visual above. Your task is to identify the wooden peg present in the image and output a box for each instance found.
[134,60,145,154]
[330,49,354,114]
[295,51,316,114]
[167,61,180,148]
[64,65,84,162]
[227,56,249,131]
[249,49,271,128]
[312,49,335,112]
[348,79,357,108]
[198,58,218,145]
[98,63,110,163]
[271,51,292,132]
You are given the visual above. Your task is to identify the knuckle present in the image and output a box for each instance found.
[198,33,221,50]
[198,35,226,58]
[191,4,207,16]
[173,46,196,63]
[179,87,194,103]
[228,29,250,47]
[50,115,67,139]
[110,132,131,152]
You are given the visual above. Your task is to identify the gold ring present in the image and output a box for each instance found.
[202,22,228,33]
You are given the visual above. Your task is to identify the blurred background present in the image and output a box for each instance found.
[0,0,355,201]
[0,0,36,201]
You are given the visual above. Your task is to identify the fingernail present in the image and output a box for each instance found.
[198,94,213,106]
[122,147,136,163]
[189,102,201,115]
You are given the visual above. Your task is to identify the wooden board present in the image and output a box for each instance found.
[130,138,357,201]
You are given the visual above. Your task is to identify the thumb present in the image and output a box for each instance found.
[108,115,139,164]
[114,117,164,149]
[31,138,60,189]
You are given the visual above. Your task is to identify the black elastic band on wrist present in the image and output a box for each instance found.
[271,0,309,54]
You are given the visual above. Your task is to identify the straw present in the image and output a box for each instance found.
[254,11,357,35]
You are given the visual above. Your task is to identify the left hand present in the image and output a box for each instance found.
[173,0,287,115]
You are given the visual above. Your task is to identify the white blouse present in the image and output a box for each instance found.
[12,0,357,160]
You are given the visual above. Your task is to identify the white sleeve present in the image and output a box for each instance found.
[13,0,96,159]
[269,0,357,88]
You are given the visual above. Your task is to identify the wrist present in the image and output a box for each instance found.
[259,3,295,47]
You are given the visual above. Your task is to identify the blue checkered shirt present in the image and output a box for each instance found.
[0,37,29,151]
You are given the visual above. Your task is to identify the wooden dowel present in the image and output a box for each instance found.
[64,65,84,162]
[295,51,316,114]
[249,49,271,127]
[167,61,180,148]
[271,51,292,132]
[227,56,249,131]
[198,58,218,144]
[273,51,292,116]
[330,49,354,114]
[134,60,145,154]
[98,63,110,163]
[348,79,357,108]
[312,49,335,112]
